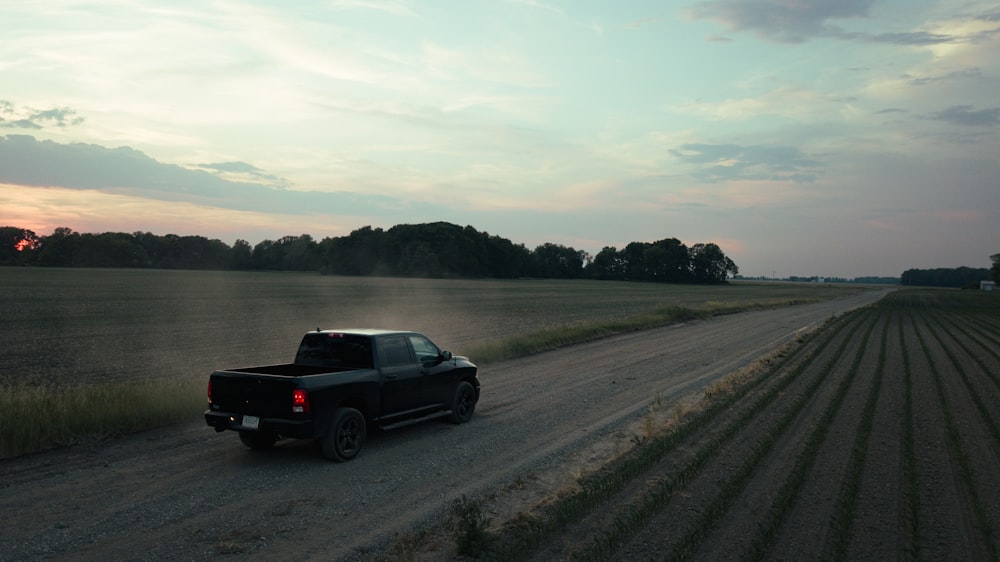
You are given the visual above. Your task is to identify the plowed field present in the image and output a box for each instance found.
[489,289,1000,561]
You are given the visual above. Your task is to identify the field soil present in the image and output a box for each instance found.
[528,289,1000,562]
[9,287,992,561]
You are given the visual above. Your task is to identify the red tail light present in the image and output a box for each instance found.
[207,380,213,405]
[292,389,310,413]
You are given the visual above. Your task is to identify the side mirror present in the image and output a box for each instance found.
[441,351,453,361]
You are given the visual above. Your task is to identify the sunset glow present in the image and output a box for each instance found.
[1,1,997,277]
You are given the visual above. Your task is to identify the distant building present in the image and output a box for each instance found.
[982,281,996,291]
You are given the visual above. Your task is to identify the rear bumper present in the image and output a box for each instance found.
[204,410,314,439]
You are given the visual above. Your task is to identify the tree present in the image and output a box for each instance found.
[0,226,39,265]
[231,239,253,270]
[991,254,1000,283]
[589,246,625,280]
[532,243,585,278]
[484,235,531,278]
[251,235,319,271]
[386,222,467,277]
[280,234,320,271]
[35,227,80,266]
[1,222,741,282]
[690,243,738,283]
[320,226,387,275]
[73,232,147,267]
[621,242,651,280]
[647,238,690,283]
[900,267,990,288]
[318,222,535,278]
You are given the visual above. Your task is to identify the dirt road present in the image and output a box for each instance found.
[0,290,888,561]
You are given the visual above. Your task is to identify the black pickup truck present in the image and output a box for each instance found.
[205,329,479,461]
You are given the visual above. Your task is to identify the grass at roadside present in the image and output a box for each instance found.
[464,298,812,364]
[0,377,205,459]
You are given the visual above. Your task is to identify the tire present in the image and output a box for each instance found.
[239,431,277,450]
[449,381,477,424]
[320,407,366,462]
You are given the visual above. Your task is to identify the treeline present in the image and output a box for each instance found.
[900,267,992,288]
[753,275,899,285]
[1,222,739,283]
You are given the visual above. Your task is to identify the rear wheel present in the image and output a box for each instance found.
[321,408,366,462]
[449,381,477,424]
[239,431,277,450]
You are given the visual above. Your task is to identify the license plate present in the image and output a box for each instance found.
[242,415,260,429]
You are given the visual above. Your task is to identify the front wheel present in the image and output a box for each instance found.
[449,381,477,424]
[320,407,366,462]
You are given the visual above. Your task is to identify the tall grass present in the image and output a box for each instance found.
[0,377,204,458]
[465,305,707,363]
[464,299,813,364]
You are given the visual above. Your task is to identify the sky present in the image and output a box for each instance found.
[1,0,998,278]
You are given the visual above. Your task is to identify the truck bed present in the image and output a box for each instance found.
[208,363,374,423]
[216,363,360,377]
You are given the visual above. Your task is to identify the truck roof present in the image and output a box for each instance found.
[309,329,419,337]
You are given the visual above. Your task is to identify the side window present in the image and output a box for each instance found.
[381,336,413,366]
[408,335,440,363]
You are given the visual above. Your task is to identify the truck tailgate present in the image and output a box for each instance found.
[209,372,298,418]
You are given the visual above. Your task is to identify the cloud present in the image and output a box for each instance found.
[849,30,955,45]
[687,0,874,43]
[930,105,1000,126]
[686,0,958,45]
[670,143,823,183]
[30,107,85,127]
[0,100,84,129]
[0,135,435,218]
[0,119,41,130]
[903,68,984,87]
[195,161,287,186]
[976,9,1000,23]
[197,161,264,174]
[668,86,844,122]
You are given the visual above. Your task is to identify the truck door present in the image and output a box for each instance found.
[378,335,423,415]
[407,334,454,407]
